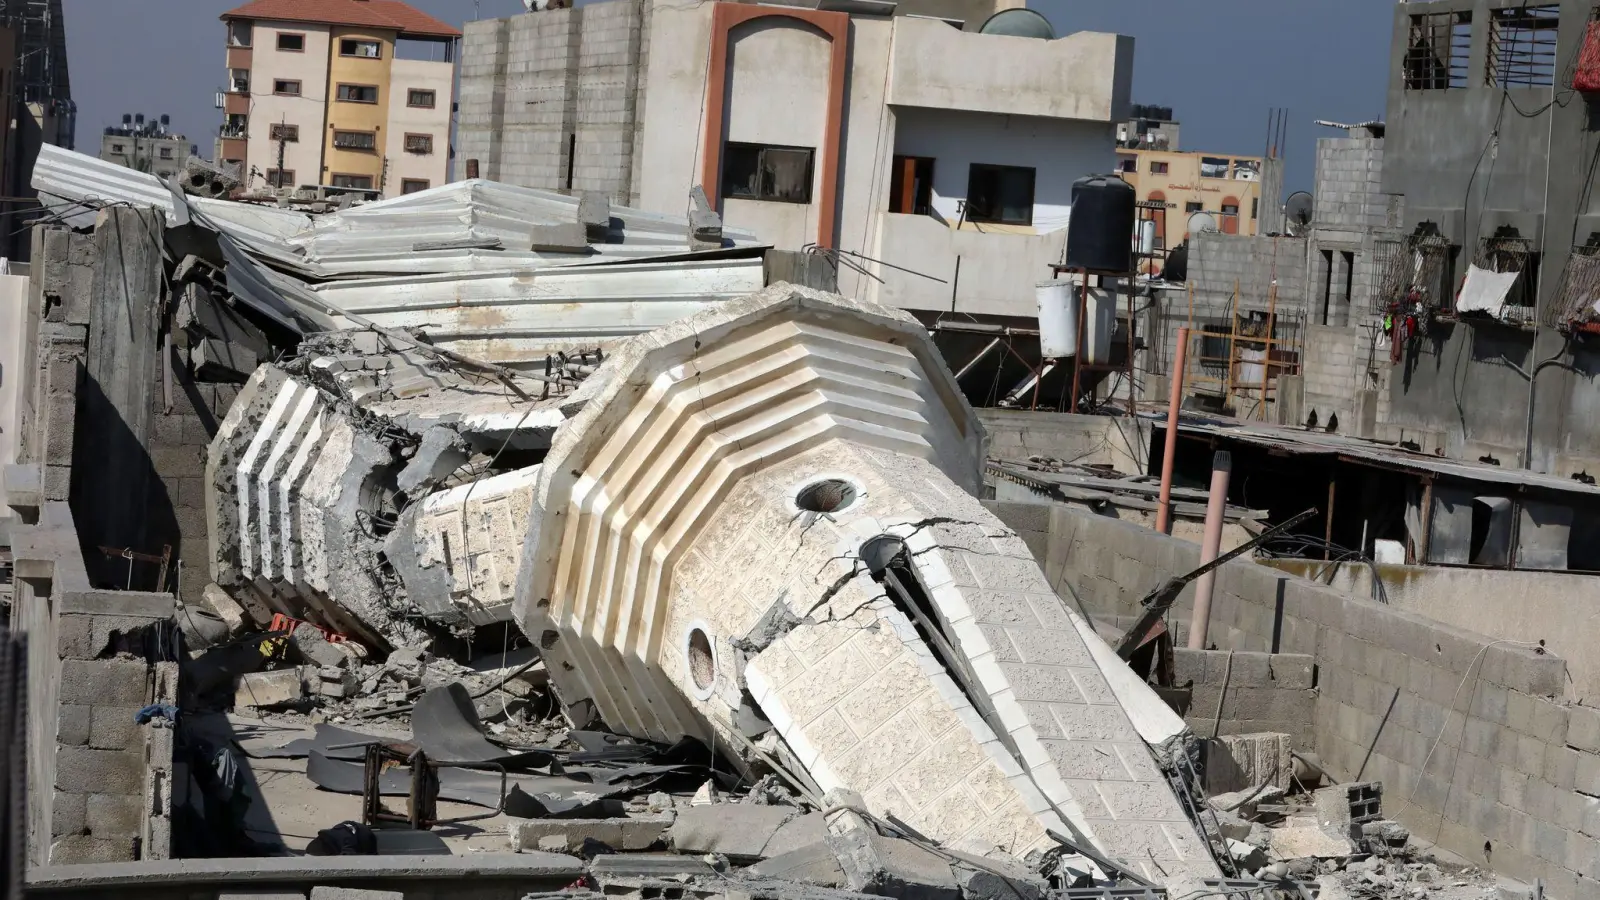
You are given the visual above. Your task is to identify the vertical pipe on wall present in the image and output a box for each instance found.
[1155,326,1189,535]
[1187,450,1232,650]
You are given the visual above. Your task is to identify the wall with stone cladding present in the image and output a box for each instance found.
[1027,503,1600,898]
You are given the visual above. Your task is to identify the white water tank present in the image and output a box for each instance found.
[1137,219,1157,256]
[1035,280,1115,363]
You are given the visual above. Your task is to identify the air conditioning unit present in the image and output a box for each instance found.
[214,92,226,109]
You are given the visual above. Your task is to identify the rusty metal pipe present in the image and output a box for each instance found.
[1187,450,1232,650]
[1155,326,1189,534]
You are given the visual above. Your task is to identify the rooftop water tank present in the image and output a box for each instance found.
[1065,175,1136,273]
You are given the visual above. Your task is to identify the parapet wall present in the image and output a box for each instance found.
[992,498,1600,898]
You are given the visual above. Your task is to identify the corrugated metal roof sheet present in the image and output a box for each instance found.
[31,145,776,359]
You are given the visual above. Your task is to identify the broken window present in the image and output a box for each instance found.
[269,123,299,142]
[1406,11,1473,89]
[265,168,295,188]
[1200,156,1230,179]
[401,178,430,194]
[1489,6,1560,88]
[331,173,374,190]
[276,32,304,52]
[965,163,1035,225]
[888,155,934,215]
[340,39,382,59]
[408,89,436,109]
[336,83,379,104]
[721,143,814,204]
[273,79,300,96]
[332,130,378,152]
[1116,155,1135,173]
[228,20,251,47]
[110,142,124,154]
[404,133,434,155]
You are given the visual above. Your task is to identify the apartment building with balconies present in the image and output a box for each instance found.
[218,0,458,197]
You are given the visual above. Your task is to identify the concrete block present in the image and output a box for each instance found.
[234,667,309,709]
[86,794,144,836]
[52,792,86,836]
[58,704,91,746]
[48,835,134,864]
[60,591,174,619]
[508,813,673,852]
[54,746,142,794]
[1580,751,1600,797]
[1571,706,1600,754]
[87,706,143,750]
[309,890,404,900]
[59,659,151,705]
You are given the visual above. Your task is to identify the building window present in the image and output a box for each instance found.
[407,89,436,109]
[1252,197,1259,219]
[229,68,250,93]
[721,142,814,204]
[159,147,173,160]
[1150,161,1169,175]
[331,173,374,190]
[1185,201,1204,213]
[110,142,125,153]
[273,79,301,96]
[269,123,299,142]
[404,133,434,154]
[1221,203,1239,217]
[332,130,378,151]
[965,163,1035,226]
[402,179,430,194]
[889,155,935,215]
[227,20,252,47]
[1117,155,1136,174]
[265,168,295,187]
[1200,157,1230,179]
[222,114,248,139]
[336,83,379,104]
[277,32,305,52]
[1488,6,1559,88]
[1405,11,1473,89]
[340,39,382,59]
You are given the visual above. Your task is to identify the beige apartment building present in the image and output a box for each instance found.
[218,0,458,196]
[1117,148,1267,250]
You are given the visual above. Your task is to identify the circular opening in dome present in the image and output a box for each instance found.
[687,626,716,695]
[796,478,858,515]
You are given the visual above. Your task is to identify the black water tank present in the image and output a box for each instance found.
[1066,174,1136,273]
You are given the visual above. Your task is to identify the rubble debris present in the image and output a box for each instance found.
[666,805,824,861]
[1267,820,1356,861]
[1203,732,1294,794]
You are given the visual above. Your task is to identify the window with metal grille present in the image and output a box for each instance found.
[1489,6,1561,88]
[1185,201,1204,213]
[404,133,433,154]
[265,169,295,187]
[336,83,378,103]
[1550,239,1600,330]
[331,173,374,190]
[721,143,815,204]
[1374,225,1452,314]
[1405,11,1473,89]
[332,130,377,151]
[269,123,299,142]
[407,89,436,109]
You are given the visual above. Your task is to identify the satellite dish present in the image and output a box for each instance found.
[1284,191,1314,236]
[1187,211,1219,235]
[978,8,1055,39]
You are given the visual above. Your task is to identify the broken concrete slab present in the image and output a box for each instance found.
[191,336,259,381]
[529,222,590,252]
[291,623,352,669]
[235,668,308,709]
[1313,781,1383,830]
[666,804,807,860]
[747,841,848,888]
[508,814,674,853]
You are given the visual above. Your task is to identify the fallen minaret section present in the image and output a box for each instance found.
[206,331,579,647]
[512,284,1219,883]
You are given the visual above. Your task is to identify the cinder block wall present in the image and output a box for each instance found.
[1172,648,1316,753]
[975,408,1152,474]
[1299,323,1389,429]
[52,591,177,864]
[1027,505,1600,897]
[148,376,240,603]
[1314,137,1388,231]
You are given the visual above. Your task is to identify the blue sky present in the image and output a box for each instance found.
[64,0,1395,194]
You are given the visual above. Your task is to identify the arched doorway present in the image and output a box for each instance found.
[1221,195,1240,235]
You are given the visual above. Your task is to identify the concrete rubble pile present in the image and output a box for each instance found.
[12,146,1509,899]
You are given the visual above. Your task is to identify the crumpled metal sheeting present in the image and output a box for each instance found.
[279,179,763,277]
[304,750,649,814]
